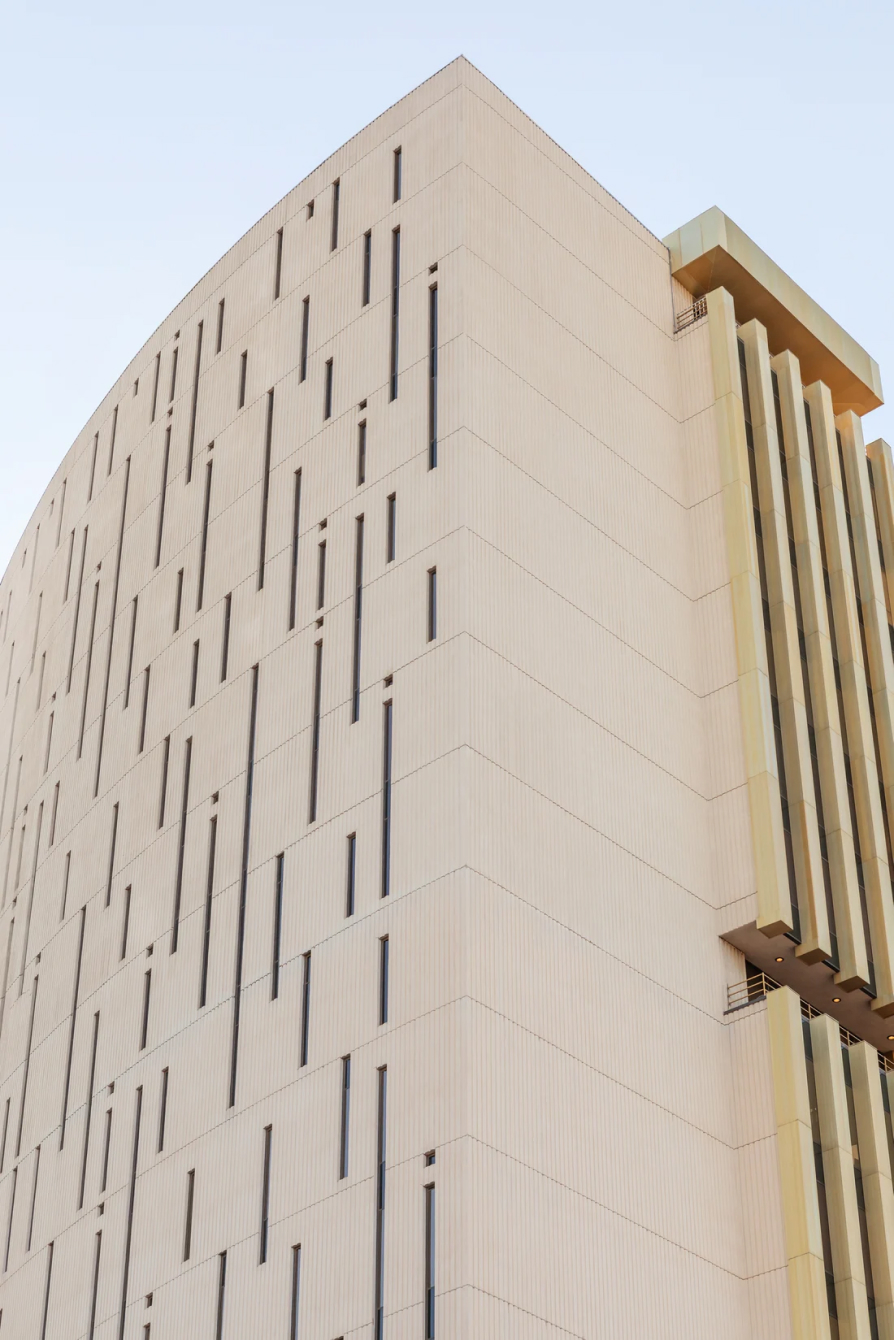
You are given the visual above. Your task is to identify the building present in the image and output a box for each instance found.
[0,53,892,1340]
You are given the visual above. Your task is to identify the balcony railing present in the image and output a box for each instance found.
[728,972,894,1070]
[674,295,708,332]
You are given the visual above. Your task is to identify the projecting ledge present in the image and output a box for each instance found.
[723,919,894,1055]
[664,207,883,417]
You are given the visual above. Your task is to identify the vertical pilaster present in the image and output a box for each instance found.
[708,287,793,937]
[774,351,867,988]
[767,986,832,1340]
[811,1013,872,1340]
[850,1042,894,1340]
[866,438,894,630]
[806,380,894,1014]
[739,320,829,961]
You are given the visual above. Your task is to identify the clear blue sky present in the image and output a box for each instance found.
[2,0,892,574]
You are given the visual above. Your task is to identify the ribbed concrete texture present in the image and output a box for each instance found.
[0,54,890,1340]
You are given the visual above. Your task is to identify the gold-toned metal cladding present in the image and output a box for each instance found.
[850,1041,894,1340]
[774,352,868,988]
[767,987,833,1340]
[807,380,894,1015]
[739,322,829,961]
[811,1013,873,1340]
[707,289,793,937]
[838,413,894,872]
[867,439,894,633]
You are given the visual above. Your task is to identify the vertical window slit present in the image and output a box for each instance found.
[362,231,372,306]
[339,1055,351,1178]
[183,1168,195,1260]
[197,460,213,610]
[76,580,100,759]
[140,970,151,1050]
[124,597,138,709]
[274,228,284,300]
[95,456,130,796]
[228,664,259,1108]
[77,1012,100,1210]
[158,1068,169,1153]
[330,180,340,252]
[427,568,437,641]
[199,816,217,1008]
[87,1231,102,1339]
[429,285,438,469]
[216,299,225,355]
[289,1245,301,1340]
[393,147,402,202]
[155,428,171,568]
[357,421,367,487]
[66,527,89,693]
[259,1125,272,1263]
[379,936,389,1024]
[351,516,364,722]
[138,666,151,752]
[299,952,311,1067]
[100,1109,112,1192]
[168,345,178,402]
[171,736,193,951]
[117,1085,143,1340]
[309,642,323,823]
[27,1146,41,1253]
[88,434,99,503]
[158,735,170,828]
[389,228,400,400]
[120,885,131,960]
[425,1184,435,1339]
[374,1066,387,1340]
[108,407,118,476]
[238,351,248,409]
[214,1251,227,1340]
[150,352,161,423]
[221,594,232,682]
[187,321,203,482]
[300,298,309,382]
[189,641,199,707]
[174,569,184,632]
[345,833,356,917]
[386,495,396,563]
[59,906,86,1150]
[382,701,392,898]
[258,389,275,590]
[271,854,284,1000]
[324,359,333,421]
[288,470,302,631]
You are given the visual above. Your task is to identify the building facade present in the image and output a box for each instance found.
[0,55,892,1340]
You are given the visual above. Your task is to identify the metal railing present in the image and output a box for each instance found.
[728,972,894,1068]
[674,294,708,332]
[726,972,780,1011]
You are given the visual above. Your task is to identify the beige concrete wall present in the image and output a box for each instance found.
[0,53,842,1340]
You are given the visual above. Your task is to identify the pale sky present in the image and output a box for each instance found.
[2,0,892,575]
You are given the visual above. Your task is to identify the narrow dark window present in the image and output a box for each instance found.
[324,358,333,420]
[138,666,150,751]
[199,816,217,1008]
[238,351,248,409]
[306,199,314,219]
[168,345,178,402]
[362,231,372,306]
[59,906,86,1149]
[427,568,437,641]
[316,540,327,610]
[386,495,396,563]
[289,1245,302,1340]
[49,783,60,847]
[0,1098,8,1172]
[424,1184,435,1339]
[300,298,310,382]
[183,1167,195,1260]
[288,470,302,631]
[43,711,54,774]
[339,1055,351,1178]
[158,735,170,828]
[197,460,213,609]
[393,147,402,201]
[425,1150,436,1166]
[30,590,42,673]
[374,1066,387,1340]
[259,1124,272,1263]
[117,1085,143,1340]
[94,451,127,802]
[77,1011,100,1210]
[39,1240,53,1340]
[258,389,275,590]
[382,701,393,898]
[155,426,171,568]
[271,854,284,1000]
[189,640,199,706]
[429,285,438,469]
[76,580,100,759]
[88,434,99,503]
[57,478,67,548]
[171,736,193,950]
[106,803,118,907]
[100,1110,112,1192]
[63,528,75,601]
[174,569,184,632]
[124,597,138,709]
[228,664,260,1108]
[299,952,311,1066]
[351,516,364,721]
[345,834,356,917]
[59,853,70,920]
[151,352,161,422]
[66,527,88,692]
[309,641,323,823]
[215,299,225,354]
[214,1251,227,1340]
[389,228,400,400]
[140,970,151,1050]
[87,1231,102,1339]
[120,885,132,960]
[330,180,340,251]
[3,1168,16,1271]
[108,406,118,475]
[158,1068,169,1153]
[26,1144,40,1250]
[274,228,284,299]
[379,936,389,1024]
[220,594,232,682]
[357,421,367,486]
[187,320,203,482]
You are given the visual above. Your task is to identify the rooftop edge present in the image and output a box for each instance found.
[664,206,883,416]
